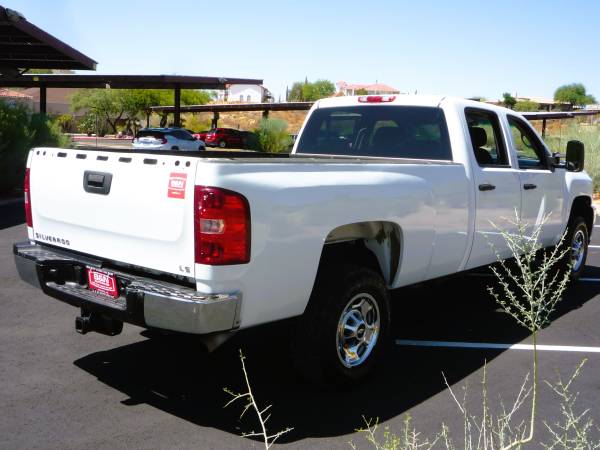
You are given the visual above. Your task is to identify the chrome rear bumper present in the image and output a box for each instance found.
[13,241,241,335]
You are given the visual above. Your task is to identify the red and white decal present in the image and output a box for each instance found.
[86,267,118,298]
[168,172,187,199]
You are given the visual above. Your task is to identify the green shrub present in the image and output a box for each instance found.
[56,114,75,133]
[255,118,292,153]
[0,101,70,194]
[544,122,600,191]
[514,100,539,112]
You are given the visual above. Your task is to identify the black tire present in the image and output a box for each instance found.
[171,146,179,150]
[291,266,390,385]
[559,216,589,282]
[219,140,227,148]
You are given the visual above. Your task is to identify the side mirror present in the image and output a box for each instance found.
[566,140,585,172]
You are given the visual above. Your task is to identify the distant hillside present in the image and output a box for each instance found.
[155,110,309,134]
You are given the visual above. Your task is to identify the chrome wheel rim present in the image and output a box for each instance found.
[571,229,586,273]
[336,293,380,368]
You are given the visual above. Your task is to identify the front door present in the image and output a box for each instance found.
[507,115,565,246]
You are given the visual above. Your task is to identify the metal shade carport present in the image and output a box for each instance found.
[0,5,97,72]
[522,110,600,137]
[0,74,263,126]
[0,6,262,125]
[151,101,314,128]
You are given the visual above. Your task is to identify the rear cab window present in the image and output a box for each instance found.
[295,106,452,160]
[136,130,165,139]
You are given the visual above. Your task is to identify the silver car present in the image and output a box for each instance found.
[132,128,205,151]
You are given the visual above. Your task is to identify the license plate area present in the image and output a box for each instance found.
[86,267,119,298]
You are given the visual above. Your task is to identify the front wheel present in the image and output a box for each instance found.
[292,266,390,385]
[560,216,589,281]
[219,140,227,148]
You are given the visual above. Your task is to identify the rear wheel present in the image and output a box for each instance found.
[292,266,390,385]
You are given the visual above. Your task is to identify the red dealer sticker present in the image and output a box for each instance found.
[168,172,187,199]
[86,267,119,298]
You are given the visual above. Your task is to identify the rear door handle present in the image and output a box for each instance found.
[523,183,537,190]
[478,183,496,191]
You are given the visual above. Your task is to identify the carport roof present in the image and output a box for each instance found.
[0,6,97,71]
[0,73,264,89]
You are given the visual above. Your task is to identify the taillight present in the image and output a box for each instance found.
[194,186,250,265]
[24,168,32,227]
[159,138,167,144]
[358,95,396,103]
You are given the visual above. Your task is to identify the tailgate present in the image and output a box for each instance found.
[29,148,197,277]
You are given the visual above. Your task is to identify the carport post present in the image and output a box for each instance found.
[542,118,547,138]
[174,84,181,127]
[262,110,269,119]
[211,112,219,129]
[39,84,47,115]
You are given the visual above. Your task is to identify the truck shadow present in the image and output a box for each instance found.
[73,271,600,443]
[0,200,25,230]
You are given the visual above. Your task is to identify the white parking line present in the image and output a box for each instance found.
[395,339,600,353]
[580,277,600,282]
[589,245,600,249]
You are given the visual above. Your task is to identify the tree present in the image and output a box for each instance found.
[355,88,368,95]
[288,79,335,101]
[554,83,597,106]
[70,88,213,132]
[502,92,516,109]
[514,100,540,112]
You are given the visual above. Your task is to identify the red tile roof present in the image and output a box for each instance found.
[0,88,33,99]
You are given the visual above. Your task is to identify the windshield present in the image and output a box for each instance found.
[295,106,452,160]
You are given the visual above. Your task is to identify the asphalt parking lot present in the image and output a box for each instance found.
[1,203,599,449]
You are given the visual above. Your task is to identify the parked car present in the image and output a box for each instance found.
[14,95,594,384]
[204,128,244,148]
[132,128,205,151]
[192,130,211,142]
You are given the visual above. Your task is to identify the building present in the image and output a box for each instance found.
[217,84,272,103]
[0,88,34,108]
[336,80,401,96]
[21,87,79,115]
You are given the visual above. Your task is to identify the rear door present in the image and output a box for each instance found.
[29,148,198,277]
[464,108,522,269]
[507,115,564,246]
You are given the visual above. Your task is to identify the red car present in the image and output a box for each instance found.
[204,128,244,148]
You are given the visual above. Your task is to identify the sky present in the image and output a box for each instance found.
[6,0,600,102]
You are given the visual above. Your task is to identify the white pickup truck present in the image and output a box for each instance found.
[14,95,594,383]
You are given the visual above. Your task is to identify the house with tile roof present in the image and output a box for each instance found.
[336,81,401,96]
[0,88,34,108]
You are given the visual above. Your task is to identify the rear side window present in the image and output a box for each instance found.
[136,130,165,139]
[296,106,452,160]
[465,108,509,167]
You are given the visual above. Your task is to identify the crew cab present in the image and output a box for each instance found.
[14,95,593,383]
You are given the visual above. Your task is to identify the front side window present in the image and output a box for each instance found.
[508,116,548,169]
[465,109,509,167]
[295,106,452,160]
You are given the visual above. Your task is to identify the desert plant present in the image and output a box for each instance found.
[0,100,70,194]
[224,350,293,449]
[542,359,600,450]
[255,118,292,153]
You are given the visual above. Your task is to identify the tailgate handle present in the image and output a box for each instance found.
[83,171,112,195]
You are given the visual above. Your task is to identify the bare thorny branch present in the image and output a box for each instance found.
[224,350,293,449]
